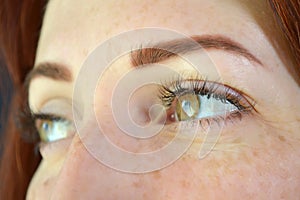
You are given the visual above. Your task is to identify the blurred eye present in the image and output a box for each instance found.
[34,114,75,143]
[159,78,255,124]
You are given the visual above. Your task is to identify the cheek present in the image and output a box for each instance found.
[156,133,300,199]
[154,119,300,199]
[217,125,300,198]
[27,121,300,200]
[26,158,64,199]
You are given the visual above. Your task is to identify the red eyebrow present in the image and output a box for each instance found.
[25,35,263,88]
[131,35,262,67]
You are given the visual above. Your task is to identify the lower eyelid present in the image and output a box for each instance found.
[39,136,74,158]
[164,105,252,133]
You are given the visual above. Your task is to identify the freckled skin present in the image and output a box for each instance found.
[27,0,300,199]
[30,121,300,199]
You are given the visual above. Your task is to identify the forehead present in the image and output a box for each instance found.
[35,0,268,73]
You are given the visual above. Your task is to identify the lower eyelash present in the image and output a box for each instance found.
[164,110,245,133]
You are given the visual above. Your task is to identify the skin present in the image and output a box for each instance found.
[27,0,300,199]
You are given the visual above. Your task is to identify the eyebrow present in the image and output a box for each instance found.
[25,62,72,88]
[131,35,262,66]
[26,35,262,87]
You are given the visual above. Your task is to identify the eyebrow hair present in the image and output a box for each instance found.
[131,35,263,67]
[25,62,72,88]
[26,35,262,88]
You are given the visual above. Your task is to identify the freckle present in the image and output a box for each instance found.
[252,151,258,157]
[181,180,190,188]
[151,171,161,180]
[132,180,142,188]
[43,178,51,187]
[278,135,286,142]
[143,192,148,199]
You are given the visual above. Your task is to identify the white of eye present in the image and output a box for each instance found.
[197,95,237,118]
[175,94,237,121]
[38,119,73,143]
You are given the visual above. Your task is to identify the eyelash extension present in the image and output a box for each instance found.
[158,75,256,125]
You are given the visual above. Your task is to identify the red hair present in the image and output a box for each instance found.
[0,0,299,199]
[0,1,46,199]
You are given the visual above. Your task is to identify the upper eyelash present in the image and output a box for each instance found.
[19,75,256,143]
[158,75,256,112]
[17,103,67,143]
[32,113,65,121]
[17,105,40,143]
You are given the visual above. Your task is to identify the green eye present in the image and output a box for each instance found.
[176,93,201,121]
[159,78,254,124]
[175,93,237,122]
[35,115,74,143]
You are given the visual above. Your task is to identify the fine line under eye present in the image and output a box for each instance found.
[158,76,255,125]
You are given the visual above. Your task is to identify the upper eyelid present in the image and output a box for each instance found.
[28,75,257,119]
[159,77,257,111]
[30,97,74,118]
[26,34,263,91]
[32,113,66,121]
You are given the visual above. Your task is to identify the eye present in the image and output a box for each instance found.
[34,114,75,143]
[174,92,237,121]
[159,77,255,124]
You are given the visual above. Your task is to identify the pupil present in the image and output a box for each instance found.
[182,100,195,117]
[42,122,49,131]
[176,94,201,121]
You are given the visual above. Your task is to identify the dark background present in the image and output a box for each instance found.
[0,50,13,153]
